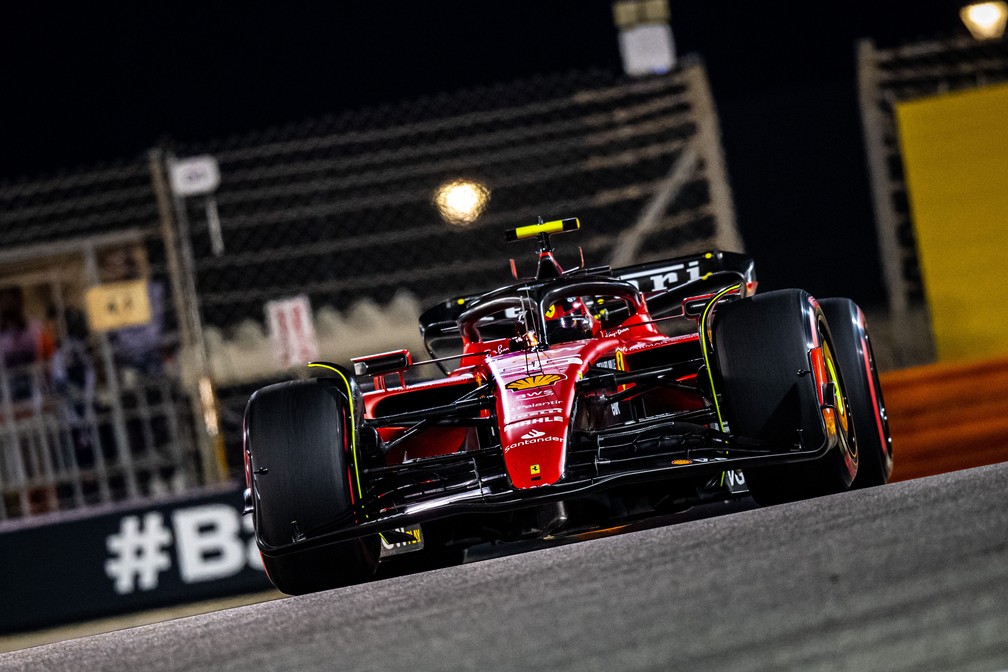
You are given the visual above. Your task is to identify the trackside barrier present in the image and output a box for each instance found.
[0,486,271,634]
[882,355,1008,482]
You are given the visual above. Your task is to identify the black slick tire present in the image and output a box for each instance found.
[245,376,378,594]
[713,289,858,505]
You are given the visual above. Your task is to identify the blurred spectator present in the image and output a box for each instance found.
[51,308,96,429]
[0,286,45,403]
[50,307,102,504]
[39,305,59,363]
[0,285,54,514]
[101,247,165,378]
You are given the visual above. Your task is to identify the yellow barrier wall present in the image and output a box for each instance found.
[895,82,1008,362]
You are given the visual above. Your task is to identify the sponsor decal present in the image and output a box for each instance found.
[618,260,701,292]
[724,470,748,495]
[509,415,564,431]
[379,525,425,558]
[672,459,692,465]
[516,399,562,411]
[507,435,564,450]
[506,373,566,390]
[521,428,546,440]
[514,388,556,399]
[495,354,583,377]
[512,408,563,421]
[530,464,541,475]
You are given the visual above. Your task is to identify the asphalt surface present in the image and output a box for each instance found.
[3,463,1008,672]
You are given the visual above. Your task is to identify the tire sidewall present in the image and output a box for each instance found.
[820,298,893,487]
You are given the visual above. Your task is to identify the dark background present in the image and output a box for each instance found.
[0,1,971,306]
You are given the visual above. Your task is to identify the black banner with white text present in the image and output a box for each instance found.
[0,488,272,633]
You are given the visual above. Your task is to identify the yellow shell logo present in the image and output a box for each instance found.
[505,373,566,390]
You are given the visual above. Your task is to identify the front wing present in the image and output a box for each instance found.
[255,413,837,558]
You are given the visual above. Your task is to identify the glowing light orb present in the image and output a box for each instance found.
[434,179,490,226]
[961,2,1008,40]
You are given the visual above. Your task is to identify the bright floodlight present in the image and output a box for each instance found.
[434,179,490,226]
[961,1,1008,40]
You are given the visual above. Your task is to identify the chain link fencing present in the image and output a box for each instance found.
[0,162,201,519]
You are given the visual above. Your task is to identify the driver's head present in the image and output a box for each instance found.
[544,297,594,343]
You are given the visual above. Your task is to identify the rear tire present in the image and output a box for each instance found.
[714,289,858,505]
[245,376,378,594]
[820,298,893,487]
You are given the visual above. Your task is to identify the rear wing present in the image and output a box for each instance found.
[610,250,755,296]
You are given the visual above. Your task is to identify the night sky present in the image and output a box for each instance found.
[0,0,972,306]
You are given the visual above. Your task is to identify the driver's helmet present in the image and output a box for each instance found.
[544,296,595,343]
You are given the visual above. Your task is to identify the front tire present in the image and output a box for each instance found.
[820,298,893,487]
[245,376,378,594]
[714,289,858,505]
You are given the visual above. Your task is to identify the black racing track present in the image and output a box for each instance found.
[3,463,1007,672]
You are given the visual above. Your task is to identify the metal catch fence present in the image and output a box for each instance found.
[0,167,203,520]
[858,36,1008,319]
[165,58,740,421]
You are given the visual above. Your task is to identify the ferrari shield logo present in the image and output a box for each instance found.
[506,373,566,391]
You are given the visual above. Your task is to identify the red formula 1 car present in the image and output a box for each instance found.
[243,218,893,594]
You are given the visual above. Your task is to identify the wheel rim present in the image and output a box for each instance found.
[823,335,858,482]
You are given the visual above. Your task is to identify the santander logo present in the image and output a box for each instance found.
[520,428,546,440]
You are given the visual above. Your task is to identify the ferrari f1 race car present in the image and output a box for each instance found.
[243,218,893,594]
